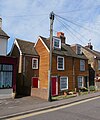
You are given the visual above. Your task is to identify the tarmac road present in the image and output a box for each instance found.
[8,96,100,120]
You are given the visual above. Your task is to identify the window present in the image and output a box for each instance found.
[0,64,1,71]
[57,56,64,70]
[77,45,82,55]
[32,58,38,69]
[78,76,84,88]
[0,64,13,88]
[80,60,85,71]
[60,76,68,90]
[53,37,61,49]
[98,60,100,70]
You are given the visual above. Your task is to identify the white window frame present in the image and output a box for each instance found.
[77,76,84,88]
[98,60,100,70]
[0,64,13,88]
[80,60,85,71]
[57,56,64,70]
[60,76,68,91]
[53,37,61,49]
[77,45,82,55]
[32,58,38,69]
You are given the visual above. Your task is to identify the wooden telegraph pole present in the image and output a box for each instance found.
[48,11,54,101]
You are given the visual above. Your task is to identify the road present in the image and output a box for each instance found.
[9,96,100,120]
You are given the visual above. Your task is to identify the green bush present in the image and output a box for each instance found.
[89,86,95,91]
[80,87,88,92]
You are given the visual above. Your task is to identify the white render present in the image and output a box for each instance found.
[0,18,2,28]
[0,89,13,99]
[0,38,8,56]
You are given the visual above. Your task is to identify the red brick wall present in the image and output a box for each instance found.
[0,56,17,92]
[31,88,48,100]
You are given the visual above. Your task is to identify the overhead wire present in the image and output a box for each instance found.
[56,16,89,43]
[55,17,86,45]
[55,14,100,35]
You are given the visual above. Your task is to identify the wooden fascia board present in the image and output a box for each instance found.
[14,39,22,55]
[34,36,50,53]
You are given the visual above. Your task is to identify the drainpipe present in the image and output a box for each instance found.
[72,57,75,91]
[94,56,97,90]
[23,55,26,92]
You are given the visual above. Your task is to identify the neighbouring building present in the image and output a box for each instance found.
[32,32,89,100]
[10,38,39,96]
[82,43,100,89]
[0,18,17,98]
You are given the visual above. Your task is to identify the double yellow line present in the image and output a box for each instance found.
[7,96,100,120]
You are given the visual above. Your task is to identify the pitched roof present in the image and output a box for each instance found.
[40,36,87,59]
[0,28,10,38]
[16,38,38,56]
[82,47,100,59]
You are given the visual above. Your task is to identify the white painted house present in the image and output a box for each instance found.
[0,18,10,56]
[0,18,15,99]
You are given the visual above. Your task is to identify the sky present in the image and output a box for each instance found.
[0,0,100,52]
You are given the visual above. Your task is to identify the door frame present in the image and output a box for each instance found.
[51,76,58,96]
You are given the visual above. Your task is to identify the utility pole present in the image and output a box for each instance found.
[48,11,54,101]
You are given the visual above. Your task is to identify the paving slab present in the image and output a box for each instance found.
[0,92,100,119]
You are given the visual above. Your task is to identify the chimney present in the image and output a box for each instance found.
[0,18,2,29]
[85,42,93,50]
[57,32,66,43]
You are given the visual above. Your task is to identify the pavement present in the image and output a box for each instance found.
[0,91,100,119]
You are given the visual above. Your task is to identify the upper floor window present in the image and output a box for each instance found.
[80,60,85,71]
[32,58,38,69]
[57,56,64,70]
[77,45,82,55]
[98,60,100,70]
[53,37,61,49]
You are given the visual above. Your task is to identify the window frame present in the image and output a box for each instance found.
[80,59,85,71]
[57,56,64,70]
[0,64,13,89]
[32,58,38,69]
[98,60,100,70]
[77,45,82,55]
[77,76,84,88]
[53,37,61,49]
[60,76,68,91]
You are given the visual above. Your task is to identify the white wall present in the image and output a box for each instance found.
[0,89,13,99]
[0,38,7,56]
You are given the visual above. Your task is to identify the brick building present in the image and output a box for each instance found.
[32,32,89,99]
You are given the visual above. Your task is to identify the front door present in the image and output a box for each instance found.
[51,77,58,96]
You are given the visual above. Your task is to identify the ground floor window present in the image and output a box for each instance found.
[60,76,68,90]
[0,64,13,88]
[77,76,84,88]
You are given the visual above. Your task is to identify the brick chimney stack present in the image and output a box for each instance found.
[0,18,2,29]
[85,42,93,50]
[57,32,66,43]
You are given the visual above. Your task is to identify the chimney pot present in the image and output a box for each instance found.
[85,42,93,50]
[57,32,66,43]
[57,32,64,37]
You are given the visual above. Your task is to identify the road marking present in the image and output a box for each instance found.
[7,96,100,120]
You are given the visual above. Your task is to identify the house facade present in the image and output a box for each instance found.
[10,38,39,96]
[0,18,17,98]
[32,32,89,99]
[82,43,100,88]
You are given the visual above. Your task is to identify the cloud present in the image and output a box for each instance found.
[0,0,100,52]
